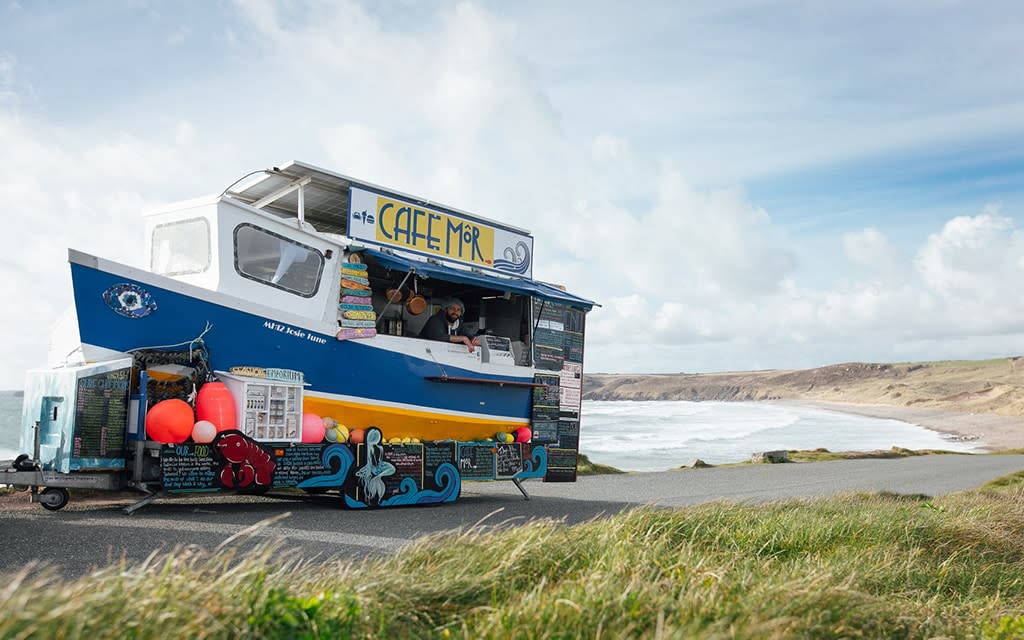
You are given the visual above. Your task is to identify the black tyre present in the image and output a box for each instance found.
[39,487,70,511]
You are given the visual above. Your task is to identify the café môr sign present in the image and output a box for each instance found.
[348,186,533,278]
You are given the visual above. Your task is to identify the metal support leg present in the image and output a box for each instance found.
[123,490,165,515]
[512,477,530,501]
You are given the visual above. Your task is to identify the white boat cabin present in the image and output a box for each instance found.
[141,161,591,366]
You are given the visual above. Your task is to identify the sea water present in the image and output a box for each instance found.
[581,400,978,472]
[0,394,977,472]
[0,393,23,460]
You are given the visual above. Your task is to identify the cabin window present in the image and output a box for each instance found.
[151,218,211,275]
[234,223,324,297]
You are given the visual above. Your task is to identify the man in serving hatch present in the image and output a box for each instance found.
[419,297,481,352]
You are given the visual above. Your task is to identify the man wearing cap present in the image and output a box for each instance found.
[419,297,480,352]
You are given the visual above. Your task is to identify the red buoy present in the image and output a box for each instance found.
[195,382,237,432]
[146,399,195,444]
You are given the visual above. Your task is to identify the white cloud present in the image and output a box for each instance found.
[0,108,240,386]
[916,208,1024,300]
[2,0,1024,387]
[843,228,907,279]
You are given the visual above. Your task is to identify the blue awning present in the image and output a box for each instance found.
[355,246,597,310]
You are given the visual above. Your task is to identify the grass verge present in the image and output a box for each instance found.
[3,480,1024,639]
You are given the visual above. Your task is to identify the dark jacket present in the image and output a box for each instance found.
[419,310,473,342]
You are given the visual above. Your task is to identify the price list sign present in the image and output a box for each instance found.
[531,373,560,443]
[530,299,589,482]
[273,445,331,487]
[495,443,523,478]
[383,445,425,497]
[544,447,578,483]
[457,443,496,481]
[72,368,130,465]
[424,442,457,491]
[161,443,219,491]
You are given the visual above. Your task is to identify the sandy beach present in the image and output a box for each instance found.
[781,400,1024,452]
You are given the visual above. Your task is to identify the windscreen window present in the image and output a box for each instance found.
[234,224,324,297]
[151,218,211,275]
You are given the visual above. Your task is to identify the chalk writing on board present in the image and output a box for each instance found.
[544,446,578,483]
[273,445,329,487]
[563,332,584,363]
[532,375,560,408]
[495,443,523,478]
[161,443,219,491]
[531,420,559,443]
[457,444,496,481]
[74,368,130,460]
[424,442,457,491]
[383,445,424,496]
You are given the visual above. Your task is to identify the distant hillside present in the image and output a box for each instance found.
[584,359,1024,417]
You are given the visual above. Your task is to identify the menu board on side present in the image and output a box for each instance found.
[383,444,425,497]
[423,442,457,491]
[160,443,219,491]
[495,443,523,478]
[353,443,425,503]
[457,443,496,481]
[557,418,580,450]
[532,328,564,370]
[530,372,560,444]
[272,445,330,488]
[72,368,130,465]
[544,447,578,483]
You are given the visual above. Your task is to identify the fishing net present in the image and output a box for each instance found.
[130,341,211,410]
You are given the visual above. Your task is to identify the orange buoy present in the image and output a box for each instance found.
[146,399,195,444]
[195,382,237,432]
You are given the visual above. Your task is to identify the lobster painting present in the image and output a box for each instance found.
[215,431,276,490]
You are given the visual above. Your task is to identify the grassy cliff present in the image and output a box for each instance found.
[586,358,1024,417]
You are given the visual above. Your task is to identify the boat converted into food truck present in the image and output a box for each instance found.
[2,160,595,512]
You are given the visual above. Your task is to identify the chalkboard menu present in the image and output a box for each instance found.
[72,368,130,462]
[557,419,580,450]
[424,442,457,491]
[531,298,587,482]
[352,443,426,503]
[457,443,496,480]
[383,444,424,496]
[273,445,330,487]
[532,327,565,371]
[531,372,560,444]
[545,446,578,483]
[160,443,219,491]
[495,443,523,478]
[532,301,586,370]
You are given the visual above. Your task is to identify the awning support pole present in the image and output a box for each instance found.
[376,269,415,327]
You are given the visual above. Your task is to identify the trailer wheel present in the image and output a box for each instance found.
[39,487,70,511]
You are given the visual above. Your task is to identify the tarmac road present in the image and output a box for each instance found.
[2,453,1022,580]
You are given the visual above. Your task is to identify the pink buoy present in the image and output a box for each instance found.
[301,413,325,443]
[195,382,237,432]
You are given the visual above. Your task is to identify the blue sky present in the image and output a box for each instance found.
[1,0,1023,386]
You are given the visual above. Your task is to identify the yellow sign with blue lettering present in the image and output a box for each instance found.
[348,186,533,276]
[374,196,495,266]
